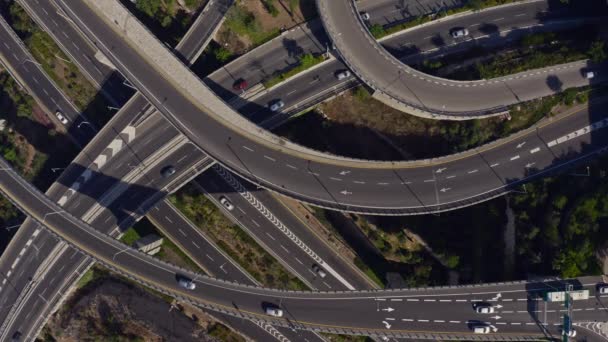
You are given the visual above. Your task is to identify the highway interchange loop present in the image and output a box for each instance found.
[52,0,608,215]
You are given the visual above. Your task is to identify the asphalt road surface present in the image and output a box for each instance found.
[56,0,608,216]
[318,0,607,116]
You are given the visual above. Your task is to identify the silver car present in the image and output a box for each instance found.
[312,264,327,278]
[55,111,68,125]
[335,70,351,80]
[265,307,284,317]
[177,277,196,290]
[450,28,469,38]
[269,100,285,112]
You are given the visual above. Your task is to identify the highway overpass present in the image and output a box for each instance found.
[52,0,608,216]
[317,0,607,118]
[0,152,605,339]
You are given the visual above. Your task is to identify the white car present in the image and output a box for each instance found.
[265,307,284,317]
[450,28,469,38]
[312,264,327,278]
[586,71,595,79]
[219,196,234,211]
[473,325,491,334]
[335,70,351,80]
[599,285,608,294]
[269,100,285,112]
[475,305,495,314]
[360,12,370,20]
[55,111,68,125]
[177,277,196,290]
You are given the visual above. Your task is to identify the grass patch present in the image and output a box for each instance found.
[119,227,141,246]
[263,53,326,88]
[170,183,308,290]
[75,267,102,289]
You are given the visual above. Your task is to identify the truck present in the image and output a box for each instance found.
[544,289,589,302]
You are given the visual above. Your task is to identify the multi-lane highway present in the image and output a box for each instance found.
[54,0,608,216]
[15,0,130,105]
[0,159,605,338]
[0,13,94,145]
[0,0,359,339]
[318,0,607,117]
[206,1,593,126]
[0,0,600,340]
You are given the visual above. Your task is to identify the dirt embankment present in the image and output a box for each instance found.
[42,278,218,342]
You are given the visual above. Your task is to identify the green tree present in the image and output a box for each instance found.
[213,47,232,62]
[588,40,607,63]
[369,24,386,39]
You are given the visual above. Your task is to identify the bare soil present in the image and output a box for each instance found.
[216,0,314,54]
[42,277,221,342]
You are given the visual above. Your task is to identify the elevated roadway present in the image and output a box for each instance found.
[0,153,606,339]
[317,0,606,118]
[207,3,593,126]
[0,1,360,338]
[55,0,608,215]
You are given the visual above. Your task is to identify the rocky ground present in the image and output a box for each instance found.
[40,275,234,342]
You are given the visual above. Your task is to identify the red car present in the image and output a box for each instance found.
[233,79,248,91]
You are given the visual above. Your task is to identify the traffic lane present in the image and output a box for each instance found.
[320,0,598,115]
[0,20,91,143]
[176,0,233,62]
[94,143,203,227]
[19,0,113,87]
[57,0,604,212]
[206,20,330,98]
[148,200,258,285]
[384,17,587,60]
[149,202,328,342]
[240,59,350,123]
[58,117,179,214]
[359,0,463,26]
[196,172,330,290]
[0,229,58,321]
[4,147,207,338]
[7,243,91,340]
[0,161,602,337]
[46,107,161,209]
[247,187,374,289]
[379,0,549,52]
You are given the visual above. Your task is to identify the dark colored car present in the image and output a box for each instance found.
[233,79,248,91]
[160,165,176,178]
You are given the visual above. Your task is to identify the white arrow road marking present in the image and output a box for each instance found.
[381,307,395,312]
[490,325,498,332]
[517,142,526,148]
[339,170,351,175]
[491,315,502,320]
[525,162,536,168]
[436,167,447,173]
[382,321,392,329]
[495,304,503,309]
[340,190,352,195]
[489,293,502,301]
[440,187,451,193]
